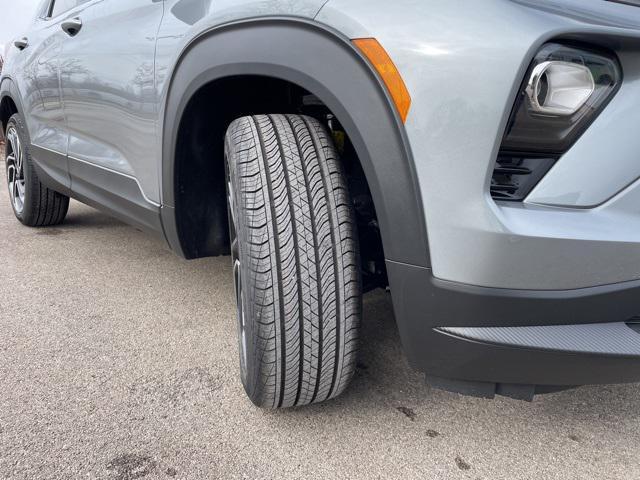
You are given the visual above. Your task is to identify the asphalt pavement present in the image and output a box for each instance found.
[0,147,639,479]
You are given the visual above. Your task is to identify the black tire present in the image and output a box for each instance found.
[4,114,69,226]
[225,114,362,408]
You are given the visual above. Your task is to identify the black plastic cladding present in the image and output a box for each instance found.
[160,18,430,268]
[387,260,640,385]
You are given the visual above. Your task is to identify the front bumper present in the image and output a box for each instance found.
[388,261,640,396]
[388,1,640,393]
[322,0,640,392]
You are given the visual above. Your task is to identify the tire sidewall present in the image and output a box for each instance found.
[224,133,261,404]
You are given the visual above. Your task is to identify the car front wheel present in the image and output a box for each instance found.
[224,114,362,408]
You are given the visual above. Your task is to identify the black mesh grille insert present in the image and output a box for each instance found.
[490,155,557,202]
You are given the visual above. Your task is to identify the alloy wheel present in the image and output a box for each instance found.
[226,155,248,382]
[5,126,26,216]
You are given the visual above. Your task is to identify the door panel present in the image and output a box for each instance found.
[59,0,165,204]
[16,16,69,189]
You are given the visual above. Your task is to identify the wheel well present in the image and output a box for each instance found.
[0,96,18,134]
[174,75,387,289]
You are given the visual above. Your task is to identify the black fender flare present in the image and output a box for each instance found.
[160,17,430,267]
[0,77,26,132]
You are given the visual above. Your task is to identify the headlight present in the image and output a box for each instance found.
[525,61,595,116]
[501,43,622,155]
[491,43,622,202]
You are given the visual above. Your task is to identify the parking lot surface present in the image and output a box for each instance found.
[1,150,639,479]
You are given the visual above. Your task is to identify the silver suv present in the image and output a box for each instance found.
[3,0,640,408]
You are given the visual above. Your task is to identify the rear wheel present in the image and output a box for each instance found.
[4,114,69,226]
[225,114,362,408]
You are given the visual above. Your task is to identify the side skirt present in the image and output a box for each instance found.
[30,144,72,197]
[67,156,164,238]
[30,143,164,239]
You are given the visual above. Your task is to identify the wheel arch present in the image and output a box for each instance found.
[0,78,22,136]
[161,17,430,268]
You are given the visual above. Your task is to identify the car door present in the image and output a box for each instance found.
[58,0,165,231]
[12,0,75,192]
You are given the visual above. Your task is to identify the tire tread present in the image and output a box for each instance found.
[226,114,361,408]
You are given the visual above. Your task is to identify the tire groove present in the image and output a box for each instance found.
[286,114,324,404]
[252,116,288,408]
[301,116,342,401]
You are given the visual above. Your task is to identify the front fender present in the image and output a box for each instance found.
[160,18,430,267]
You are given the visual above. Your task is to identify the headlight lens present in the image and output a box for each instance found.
[501,43,622,155]
[526,61,595,116]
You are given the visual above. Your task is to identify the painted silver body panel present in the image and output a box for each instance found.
[59,0,165,203]
[2,0,640,291]
[13,17,68,160]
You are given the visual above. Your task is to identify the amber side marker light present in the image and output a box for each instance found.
[352,38,412,123]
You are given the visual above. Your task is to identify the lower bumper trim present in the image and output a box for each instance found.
[385,261,640,387]
[437,322,640,357]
